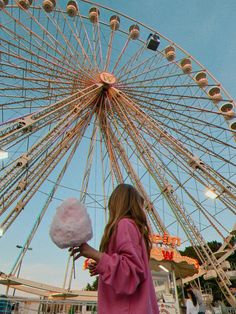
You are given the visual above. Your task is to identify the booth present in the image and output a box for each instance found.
[150,233,199,314]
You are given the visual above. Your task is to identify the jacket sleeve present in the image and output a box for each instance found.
[95,219,147,295]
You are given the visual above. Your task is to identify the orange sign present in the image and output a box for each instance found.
[162,250,174,260]
[150,232,181,247]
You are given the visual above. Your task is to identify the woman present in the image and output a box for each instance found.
[186,289,199,314]
[70,183,159,314]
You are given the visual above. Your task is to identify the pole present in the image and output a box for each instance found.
[172,266,181,314]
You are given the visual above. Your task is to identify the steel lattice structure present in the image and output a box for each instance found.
[0,0,236,306]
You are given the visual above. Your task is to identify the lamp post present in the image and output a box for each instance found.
[12,245,32,296]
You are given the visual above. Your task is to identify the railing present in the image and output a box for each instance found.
[222,307,236,314]
[0,297,97,314]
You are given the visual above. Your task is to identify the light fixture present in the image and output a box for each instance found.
[205,189,218,199]
[159,265,169,272]
[0,149,8,160]
[0,228,4,237]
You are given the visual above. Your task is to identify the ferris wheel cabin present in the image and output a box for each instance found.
[129,24,140,40]
[164,45,176,61]
[146,33,160,51]
[89,7,100,23]
[42,0,56,13]
[0,0,8,8]
[110,15,120,31]
[16,0,32,9]
[66,1,78,17]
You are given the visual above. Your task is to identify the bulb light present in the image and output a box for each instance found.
[205,189,218,199]
[159,265,169,272]
[0,228,4,237]
[0,149,8,160]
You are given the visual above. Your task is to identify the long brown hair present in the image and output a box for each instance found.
[187,290,198,307]
[99,184,152,257]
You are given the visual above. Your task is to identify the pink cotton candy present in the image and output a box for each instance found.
[49,198,93,249]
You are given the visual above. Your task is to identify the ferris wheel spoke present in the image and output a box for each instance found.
[0,62,74,82]
[112,89,236,202]
[113,92,207,237]
[1,39,76,75]
[109,93,174,228]
[0,105,98,193]
[119,66,195,89]
[117,52,159,81]
[0,92,72,109]
[101,106,166,232]
[111,38,131,74]
[104,30,115,71]
[98,99,141,189]
[0,72,73,86]
[0,109,94,212]
[0,85,69,93]
[0,84,102,147]
[10,134,86,276]
[118,53,166,84]
[79,103,105,203]
[0,24,77,75]
[93,21,104,70]
[61,11,94,68]
[129,92,234,142]
[118,58,184,85]
[124,88,218,114]
[24,7,88,69]
[1,44,78,80]
[118,60,184,84]
[115,41,149,79]
[154,153,235,236]
[125,89,230,131]
[131,127,233,218]
[38,9,96,80]
[122,86,214,102]
[98,104,123,186]
[1,8,78,70]
[0,109,95,234]
[98,131,109,221]
[39,10,84,65]
[0,95,97,197]
[151,132,236,213]
[127,93,236,168]
[142,112,236,197]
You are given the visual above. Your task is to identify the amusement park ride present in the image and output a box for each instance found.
[0,0,236,310]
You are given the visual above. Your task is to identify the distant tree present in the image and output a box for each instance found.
[84,277,98,291]
[180,240,236,305]
[85,283,92,291]
[180,241,222,265]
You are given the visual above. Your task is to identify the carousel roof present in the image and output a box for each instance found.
[150,247,199,279]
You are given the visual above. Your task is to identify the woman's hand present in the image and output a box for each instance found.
[88,260,98,277]
[69,243,103,263]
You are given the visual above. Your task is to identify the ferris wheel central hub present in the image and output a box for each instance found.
[99,72,116,86]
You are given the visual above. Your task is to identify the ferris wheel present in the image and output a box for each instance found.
[0,0,236,306]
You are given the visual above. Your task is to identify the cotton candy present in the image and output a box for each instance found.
[49,198,93,249]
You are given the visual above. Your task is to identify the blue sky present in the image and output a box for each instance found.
[0,0,236,295]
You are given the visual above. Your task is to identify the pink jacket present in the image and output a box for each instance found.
[95,218,159,314]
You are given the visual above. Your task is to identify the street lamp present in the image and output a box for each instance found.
[13,245,33,296]
[15,245,33,278]
[16,245,32,250]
